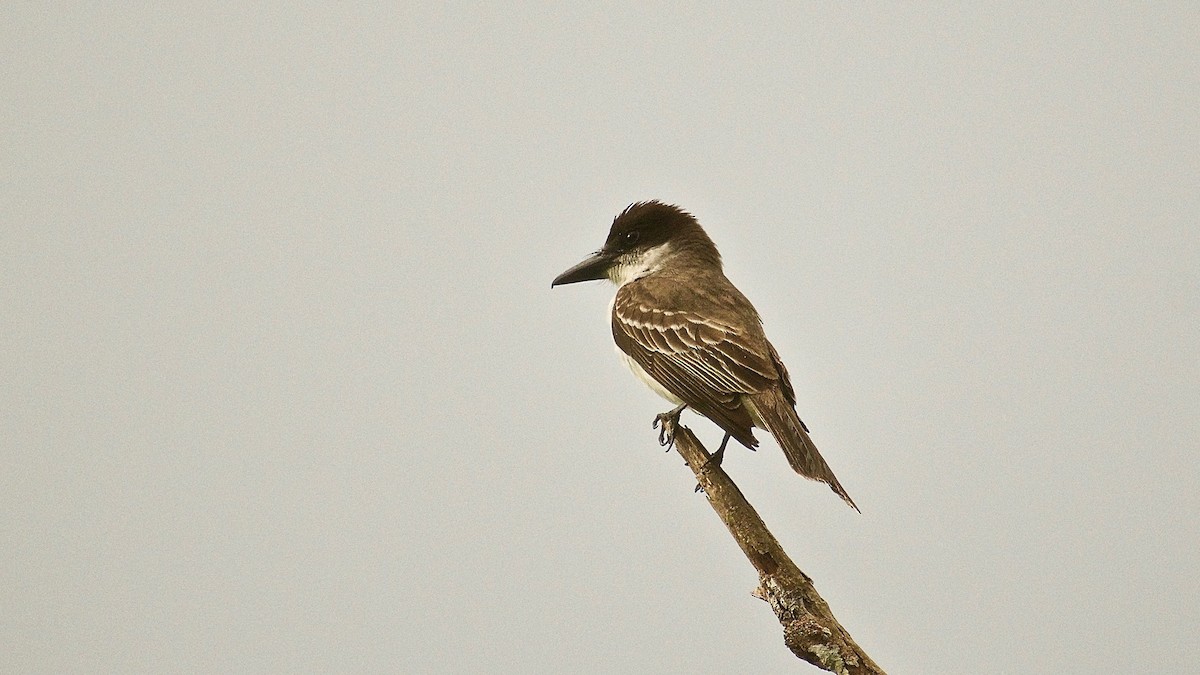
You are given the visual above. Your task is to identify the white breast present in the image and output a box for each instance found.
[615,346,684,405]
[607,292,683,405]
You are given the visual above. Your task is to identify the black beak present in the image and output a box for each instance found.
[551,250,613,287]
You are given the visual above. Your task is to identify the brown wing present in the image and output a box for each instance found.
[611,277,774,449]
[766,340,809,433]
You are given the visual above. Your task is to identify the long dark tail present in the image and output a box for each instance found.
[749,391,859,512]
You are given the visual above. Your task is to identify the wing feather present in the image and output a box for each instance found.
[612,281,776,448]
[610,275,855,509]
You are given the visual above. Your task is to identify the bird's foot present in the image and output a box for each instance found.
[652,403,688,449]
[703,433,732,470]
[702,448,725,472]
[694,433,732,492]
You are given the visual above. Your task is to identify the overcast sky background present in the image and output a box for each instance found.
[3,4,1198,673]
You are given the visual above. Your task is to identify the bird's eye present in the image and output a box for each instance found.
[622,231,640,245]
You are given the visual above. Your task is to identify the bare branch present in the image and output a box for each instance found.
[664,418,885,674]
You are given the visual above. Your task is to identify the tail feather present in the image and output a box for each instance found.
[748,392,859,512]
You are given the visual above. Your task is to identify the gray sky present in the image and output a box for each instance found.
[3,4,1198,673]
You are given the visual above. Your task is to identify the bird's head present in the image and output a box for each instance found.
[552,201,721,288]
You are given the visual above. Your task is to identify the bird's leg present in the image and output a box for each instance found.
[694,433,734,493]
[708,432,732,468]
[653,403,688,449]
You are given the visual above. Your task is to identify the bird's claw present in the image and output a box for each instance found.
[652,403,687,450]
[703,446,726,470]
[692,445,727,493]
[653,412,677,449]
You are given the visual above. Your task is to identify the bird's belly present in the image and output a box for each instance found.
[615,347,684,405]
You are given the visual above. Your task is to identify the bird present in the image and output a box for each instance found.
[551,201,858,511]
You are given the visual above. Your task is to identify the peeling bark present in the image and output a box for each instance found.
[664,418,885,674]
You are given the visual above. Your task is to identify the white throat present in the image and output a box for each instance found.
[607,242,673,287]
[604,241,683,406]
